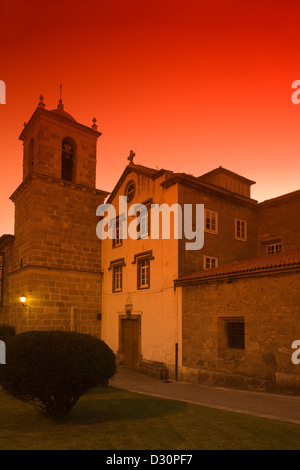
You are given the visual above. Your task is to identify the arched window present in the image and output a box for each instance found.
[61,137,76,182]
[125,180,136,203]
[29,138,34,168]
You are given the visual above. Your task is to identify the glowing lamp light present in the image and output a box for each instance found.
[20,294,31,309]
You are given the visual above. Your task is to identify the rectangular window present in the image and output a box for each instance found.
[139,207,149,239]
[138,258,150,289]
[137,200,152,240]
[267,243,282,254]
[0,253,3,305]
[112,217,122,248]
[204,255,218,270]
[227,321,245,350]
[235,218,247,241]
[109,258,126,293]
[133,250,154,290]
[113,265,122,292]
[205,209,218,234]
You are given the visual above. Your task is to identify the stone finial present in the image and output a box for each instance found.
[38,95,45,108]
[57,84,64,111]
[57,99,64,112]
[92,117,98,130]
[127,150,135,165]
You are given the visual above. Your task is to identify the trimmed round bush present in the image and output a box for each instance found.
[0,324,16,342]
[0,330,116,418]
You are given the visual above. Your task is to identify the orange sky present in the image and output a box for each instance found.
[1,0,300,234]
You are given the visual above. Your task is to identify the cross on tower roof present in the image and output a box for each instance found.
[57,84,64,111]
[127,150,135,165]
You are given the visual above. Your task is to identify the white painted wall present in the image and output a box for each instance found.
[101,169,180,368]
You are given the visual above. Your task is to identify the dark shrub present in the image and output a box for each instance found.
[0,330,116,418]
[0,324,16,342]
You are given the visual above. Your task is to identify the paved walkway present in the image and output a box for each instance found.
[110,367,300,425]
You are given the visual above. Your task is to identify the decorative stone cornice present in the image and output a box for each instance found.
[9,172,110,202]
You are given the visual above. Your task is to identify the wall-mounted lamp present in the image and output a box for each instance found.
[20,294,31,309]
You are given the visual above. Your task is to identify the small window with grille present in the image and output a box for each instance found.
[204,255,218,270]
[227,321,245,350]
[267,243,282,254]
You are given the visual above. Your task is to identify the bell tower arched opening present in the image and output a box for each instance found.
[61,137,76,182]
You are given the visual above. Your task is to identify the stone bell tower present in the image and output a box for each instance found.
[3,94,109,335]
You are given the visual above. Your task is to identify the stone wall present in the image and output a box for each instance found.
[178,183,258,276]
[258,191,300,255]
[180,269,300,393]
[2,266,102,336]
[11,175,104,272]
[0,175,106,337]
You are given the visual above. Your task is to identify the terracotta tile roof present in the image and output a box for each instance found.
[175,248,300,284]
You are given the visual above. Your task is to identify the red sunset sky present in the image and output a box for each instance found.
[0,0,300,235]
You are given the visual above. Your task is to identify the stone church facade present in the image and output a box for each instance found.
[0,98,300,393]
[0,97,108,335]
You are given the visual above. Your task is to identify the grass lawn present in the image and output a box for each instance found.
[0,386,300,450]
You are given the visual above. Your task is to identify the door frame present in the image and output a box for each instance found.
[118,314,142,367]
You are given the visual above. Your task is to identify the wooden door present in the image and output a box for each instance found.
[122,319,139,369]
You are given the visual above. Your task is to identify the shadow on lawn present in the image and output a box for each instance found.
[67,386,188,425]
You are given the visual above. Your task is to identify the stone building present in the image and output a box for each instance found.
[1,98,299,393]
[175,248,300,393]
[100,158,300,390]
[0,97,108,335]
